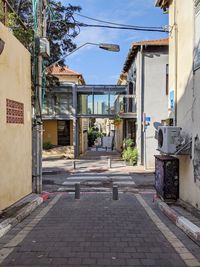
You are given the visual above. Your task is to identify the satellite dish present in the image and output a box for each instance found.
[153,122,162,130]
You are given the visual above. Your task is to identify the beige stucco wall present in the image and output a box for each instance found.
[0,23,32,210]
[79,118,88,154]
[43,120,58,145]
[168,0,200,209]
[115,122,123,152]
[54,74,84,85]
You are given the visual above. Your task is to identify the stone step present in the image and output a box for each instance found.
[66,176,133,181]
[61,181,136,187]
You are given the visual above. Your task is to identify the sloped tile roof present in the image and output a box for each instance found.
[155,0,169,8]
[122,38,169,73]
[133,38,169,46]
[48,65,81,75]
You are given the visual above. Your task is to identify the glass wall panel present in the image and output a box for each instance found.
[78,93,93,114]
[93,93,109,115]
[43,96,53,115]
[55,93,73,115]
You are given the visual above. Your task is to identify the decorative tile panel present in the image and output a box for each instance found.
[6,99,24,124]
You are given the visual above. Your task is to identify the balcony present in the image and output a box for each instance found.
[115,95,137,118]
[42,93,74,120]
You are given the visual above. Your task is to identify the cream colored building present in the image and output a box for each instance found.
[156,0,200,209]
[43,65,88,158]
[0,23,32,211]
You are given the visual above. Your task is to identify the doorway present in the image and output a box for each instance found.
[57,120,70,146]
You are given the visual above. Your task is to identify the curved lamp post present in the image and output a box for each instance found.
[46,42,120,70]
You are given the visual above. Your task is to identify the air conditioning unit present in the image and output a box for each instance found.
[40,38,50,57]
[157,126,181,154]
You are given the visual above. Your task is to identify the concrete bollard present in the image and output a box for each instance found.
[113,185,118,200]
[72,160,76,169]
[75,183,80,199]
[108,158,111,168]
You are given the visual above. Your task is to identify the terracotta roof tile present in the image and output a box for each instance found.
[133,38,169,47]
[122,38,169,73]
[48,65,81,75]
[155,0,169,8]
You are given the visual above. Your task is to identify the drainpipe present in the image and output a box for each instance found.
[174,0,178,126]
[140,45,145,166]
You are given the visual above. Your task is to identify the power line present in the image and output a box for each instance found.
[74,12,164,30]
[77,22,167,32]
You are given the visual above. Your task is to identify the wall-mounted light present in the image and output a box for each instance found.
[0,38,5,55]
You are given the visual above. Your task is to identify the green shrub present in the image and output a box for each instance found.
[43,141,53,150]
[113,115,122,126]
[122,147,138,165]
[123,138,134,148]
[88,127,102,147]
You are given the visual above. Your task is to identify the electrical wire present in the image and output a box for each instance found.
[74,12,164,30]
[77,22,166,32]
[49,20,167,33]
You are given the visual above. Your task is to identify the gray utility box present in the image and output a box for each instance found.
[154,155,179,201]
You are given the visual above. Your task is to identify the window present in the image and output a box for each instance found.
[55,93,73,115]
[194,0,200,70]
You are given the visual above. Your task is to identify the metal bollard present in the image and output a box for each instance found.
[113,185,118,200]
[75,183,80,199]
[72,160,76,169]
[108,158,111,168]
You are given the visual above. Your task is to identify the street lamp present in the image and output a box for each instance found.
[46,42,120,70]
[33,42,120,194]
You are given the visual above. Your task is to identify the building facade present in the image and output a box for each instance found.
[119,39,169,169]
[42,65,87,158]
[0,22,32,211]
[156,0,200,209]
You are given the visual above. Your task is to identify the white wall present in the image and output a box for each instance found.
[135,47,168,169]
[144,49,168,168]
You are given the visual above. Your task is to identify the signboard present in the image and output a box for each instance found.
[169,90,175,111]
[102,136,113,148]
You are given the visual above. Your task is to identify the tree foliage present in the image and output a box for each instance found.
[5,0,81,65]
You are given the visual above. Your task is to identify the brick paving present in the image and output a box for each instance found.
[1,193,197,267]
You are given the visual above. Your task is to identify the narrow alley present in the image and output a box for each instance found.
[1,0,200,266]
[0,155,200,267]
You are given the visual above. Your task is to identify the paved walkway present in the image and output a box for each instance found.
[1,193,200,267]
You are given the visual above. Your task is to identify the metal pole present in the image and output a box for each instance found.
[75,183,80,199]
[113,185,118,200]
[72,160,76,169]
[32,0,47,194]
[108,157,111,168]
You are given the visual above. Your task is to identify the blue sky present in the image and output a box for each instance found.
[63,0,168,84]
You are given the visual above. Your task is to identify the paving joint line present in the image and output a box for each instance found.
[136,194,200,267]
[0,194,61,265]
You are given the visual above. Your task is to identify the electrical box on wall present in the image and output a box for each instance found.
[40,38,50,57]
[155,155,179,201]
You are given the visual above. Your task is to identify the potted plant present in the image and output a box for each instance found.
[123,138,134,149]
[122,147,138,166]
[113,115,122,127]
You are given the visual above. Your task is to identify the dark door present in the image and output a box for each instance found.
[57,120,70,146]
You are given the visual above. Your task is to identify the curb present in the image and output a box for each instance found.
[154,195,200,246]
[0,192,49,239]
